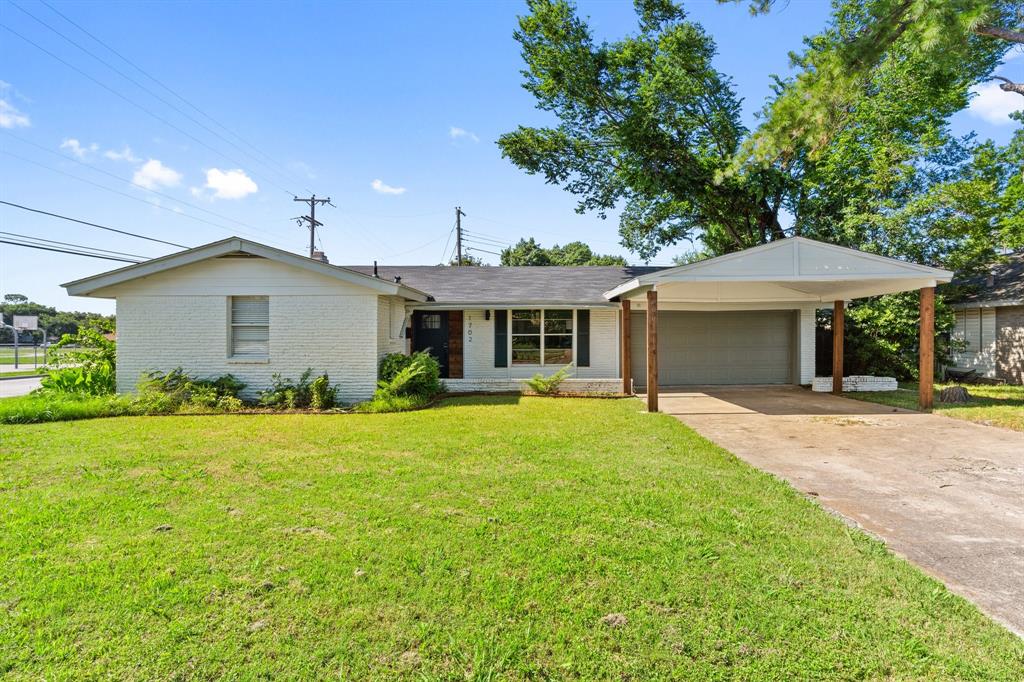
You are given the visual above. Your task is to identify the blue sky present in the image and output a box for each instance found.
[1,0,1020,315]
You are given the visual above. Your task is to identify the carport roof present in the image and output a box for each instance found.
[605,237,953,304]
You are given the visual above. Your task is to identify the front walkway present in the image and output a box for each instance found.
[654,385,1024,636]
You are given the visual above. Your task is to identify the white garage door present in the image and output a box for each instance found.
[631,310,795,386]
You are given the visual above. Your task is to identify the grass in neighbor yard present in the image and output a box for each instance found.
[845,382,1024,431]
[1,398,1020,679]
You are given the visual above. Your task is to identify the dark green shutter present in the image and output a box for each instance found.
[494,310,508,367]
[576,309,590,367]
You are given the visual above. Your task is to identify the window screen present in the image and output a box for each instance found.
[230,296,269,357]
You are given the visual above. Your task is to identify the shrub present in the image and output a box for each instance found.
[139,368,247,411]
[359,352,443,414]
[524,364,573,396]
[377,352,442,399]
[0,393,142,424]
[309,374,337,410]
[41,320,118,396]
[258,369,337,410]
[354,394,428,413]
[41,364,116,396]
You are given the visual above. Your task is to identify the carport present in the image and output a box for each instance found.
[605,238,953,412]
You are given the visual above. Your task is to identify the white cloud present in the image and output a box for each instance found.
[0,99,30,129]
[449,126,480,143]
[132,159,182,189]
[60,138,99,159]
[967,81,1023,125]
[288,160,317,180]
[104,145,138,162]
[371,178,406,195]
[199,168,258,200]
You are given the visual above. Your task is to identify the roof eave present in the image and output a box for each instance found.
[62,236,431,300]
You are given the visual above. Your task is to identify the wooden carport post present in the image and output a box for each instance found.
[919,287,935,411]
[621,299,631,395]
[646,289,658,412]
[832,300,844,394]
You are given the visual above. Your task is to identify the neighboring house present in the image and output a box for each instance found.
[62,236,951,405]
[949,252,1023,384]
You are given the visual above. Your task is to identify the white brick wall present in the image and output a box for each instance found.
[377,296,407,360]
[116,293,380,403]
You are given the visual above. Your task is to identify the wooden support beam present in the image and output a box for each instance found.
[832,299,844,394]
[621,299,631,395]
[646,289,658,412]
[919,287,935,411]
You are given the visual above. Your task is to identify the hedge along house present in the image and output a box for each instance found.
[63,236,952,410]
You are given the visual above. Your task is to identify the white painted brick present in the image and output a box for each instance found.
[116,293,381,403]
[812,375,898,392]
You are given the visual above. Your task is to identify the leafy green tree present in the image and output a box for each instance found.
[448,253,485,266]
[501,0,1021,378]
[501,238,627,265]
[723,0,1021,166]
[0,295,115,344]
[498,0,792,260]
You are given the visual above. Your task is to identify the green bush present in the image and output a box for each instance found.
[523,364,573,395]
[354,393,428,413]
[258,369,337,410]
[377,352,442,399]
[140,368,247,410]
[0,393,143,425]
[40,320,118,396]
[41,363,116,396]
[359,353,443,414]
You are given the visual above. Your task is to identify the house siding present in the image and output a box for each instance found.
[995,305,1023,385]
[377,296,407,360]
[457,307,619,383]
[109,258,382,403]
[951,307,998,378]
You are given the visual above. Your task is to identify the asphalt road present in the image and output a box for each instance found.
[0,377,42,398]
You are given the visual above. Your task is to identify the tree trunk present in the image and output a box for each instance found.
[974,24,1024,45]
[993,76,1024,97]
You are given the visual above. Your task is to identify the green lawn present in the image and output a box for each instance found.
[0,370,45,379]
[845,382,1024,431]
[1,397,1020,679]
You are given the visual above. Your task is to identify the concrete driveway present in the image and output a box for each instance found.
[655,385,1024,636]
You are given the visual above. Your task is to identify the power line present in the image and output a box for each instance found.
[293,195,332,258]
[0,238,141,263]
[2,130,256,231]
[36,0,313,195]
[0,150,292,247]
[0,200,188,249]
[465,246,502,257]
[0,22,296,197]
[10,0,310,196]
[0,231,149,259]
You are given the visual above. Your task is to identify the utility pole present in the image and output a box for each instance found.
[455,206,465,266]
[293,194,333,258]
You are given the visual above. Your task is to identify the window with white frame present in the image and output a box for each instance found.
[230,296,269,358]
[511,309,573,365]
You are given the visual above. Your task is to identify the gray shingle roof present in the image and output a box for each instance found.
[950,252,1024,304]
[342,265,666,304]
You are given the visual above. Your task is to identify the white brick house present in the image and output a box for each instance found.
[63,236,952,405]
